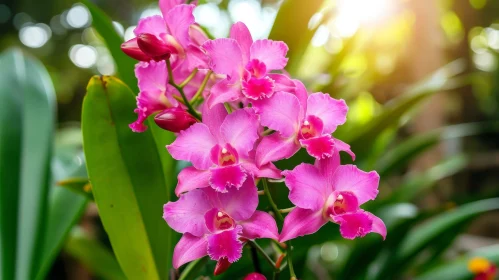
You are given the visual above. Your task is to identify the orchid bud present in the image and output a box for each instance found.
[121,38,151,61]
[154,108,197,133]
[213,258,231,276]
[137,33,175,61]
[244,272,267,280]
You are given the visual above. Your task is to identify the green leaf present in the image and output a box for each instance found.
[414,245,499,280]
[376,121,499,176]
[57,177,93,201]
[82,0,137,92]
[0,49,56,280]
[337,59,467,158]
[387,155,468,204]
[269,0,325,74]
[82,76,172,279]
[374,198,499,280]
[178,257,209,280]
[64,227,126,280]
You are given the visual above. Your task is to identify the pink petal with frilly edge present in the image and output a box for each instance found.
[306,93,348,134]
[300,135,336,160]
[175,166,210,196]
[207,226,244,262]
[209,164,248,193]
[249,39,289,70]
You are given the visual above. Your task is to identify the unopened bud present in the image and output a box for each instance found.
[244,272,267,280]
[137,33,175,61]
[121,38,151,61]
[154,107,197,133]
[214,258,231,276]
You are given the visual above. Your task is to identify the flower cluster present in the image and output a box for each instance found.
[121,0,386,274]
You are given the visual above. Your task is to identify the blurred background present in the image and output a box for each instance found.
[0,0,498,279]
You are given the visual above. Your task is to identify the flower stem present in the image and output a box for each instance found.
[262,179,297,279]
[248,240,276,269]
[279,207,295,214]
[262,179,283,221]
[249,242,262,273]
[190,70,212,104]
[166,59,201,120]
[178,68,198,88]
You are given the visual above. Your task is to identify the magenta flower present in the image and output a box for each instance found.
[202,22,294,108]
[129,60,180,132]
[167,105,281,195]
[163,177,279,268]
[279,155,386,242]
[121,2,208,70]
[252,80,354,166]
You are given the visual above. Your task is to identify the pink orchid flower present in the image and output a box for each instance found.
[167,104,281,195]
[279,155,386,242]
[121,2,208,70]
[202,22,295,108]
[252,80,354,166]
[163,177,279,268]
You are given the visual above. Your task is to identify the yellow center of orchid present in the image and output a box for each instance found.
[214,211,235,231]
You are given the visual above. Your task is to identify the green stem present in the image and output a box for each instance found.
[262,179,296,279]
[178,68,198,88]
[248,240,276,269]
[166,59,201,120]
[190,70,212,104]
[262,179,283,221]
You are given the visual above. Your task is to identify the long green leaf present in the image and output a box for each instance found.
[36,151,89,280]
[0,49,56,280]
[82,0,137,92]
[337,59,467,158]
[415,245,499,280]
[374,198,499,280]
[269,0,325,74]
[376,121,499,176]
[65,227,126,280]
[82,76,172,279]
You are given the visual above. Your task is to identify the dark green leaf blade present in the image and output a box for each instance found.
[65,227,126,280]
[82,76,172,279]
[82,0,137,92]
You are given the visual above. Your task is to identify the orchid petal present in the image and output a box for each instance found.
[134,15,166,38]
[293,79,309,119]
[240,211,279,240]
[255,133,300,167]
[175,166,210,196]
[221,108,260,156]
[334,138,356,160]
[314,154,340,189]
[279,208,327,242]
[203,38,243,77]
[207,176,258,221]
[331,165,380,205]
[165,4,195,48]
[207,226,244,263]
[163,189,211,236]
[172,233,208,269]
[252,92,301,138]
[135,60,167,94]
[206,78,242,109]
[209,164,248,193]
[283,163,328,211]
[202,103,228,142]
[366,211,387,240]
[268,73,296,93]
[230,22,253,64]
[159,0,185,18]
[306,93,348,134]
[250,39,288,70]
[300,135,335,160]
[332,211,372,240]
[167,123,217,170]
